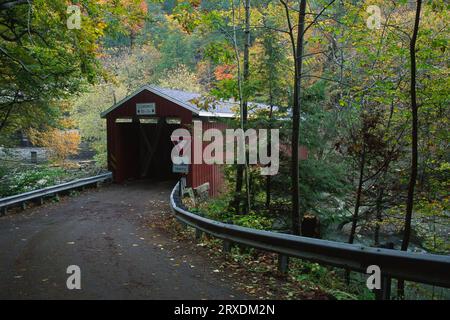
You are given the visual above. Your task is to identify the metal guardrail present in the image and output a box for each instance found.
[0,172,112,215]
[170,182,450,296]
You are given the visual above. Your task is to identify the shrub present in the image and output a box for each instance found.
[28,128,80,164]
[0,166,65,197]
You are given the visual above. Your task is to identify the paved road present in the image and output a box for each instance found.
[0,181,247,299]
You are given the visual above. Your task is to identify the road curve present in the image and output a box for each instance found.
[0,180,248,300]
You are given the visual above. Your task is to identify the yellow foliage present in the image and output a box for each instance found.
[59,118,76,129]
[28,128,80,164]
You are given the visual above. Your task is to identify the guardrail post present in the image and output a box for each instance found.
[179,221,187,230]
[375,273,392,300]
[1,207,6,216]
[223,240,232,253]
[375,242,394,300]
[21,201,27,210]
[278,254,289,274]
[195,228,203,240]
[382,274,392,300]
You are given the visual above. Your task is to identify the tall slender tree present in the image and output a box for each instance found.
[279,0,307,235]
[398,0,423,298]
[232,0,252,214]
[279,0,336,235]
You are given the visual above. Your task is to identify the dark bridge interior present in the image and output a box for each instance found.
[116,117,181,181]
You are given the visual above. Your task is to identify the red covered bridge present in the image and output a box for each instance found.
[101,85,307,196]
[100,85,237,196]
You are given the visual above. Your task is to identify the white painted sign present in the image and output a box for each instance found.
[173,156,189,174]
[136,103,155,115]
[173,163,189,174]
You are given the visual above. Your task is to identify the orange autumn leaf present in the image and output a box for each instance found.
[214,64,235,80]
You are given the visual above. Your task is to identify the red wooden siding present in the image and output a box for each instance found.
[190,121,227,197]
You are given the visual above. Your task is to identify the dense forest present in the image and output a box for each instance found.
[0,0,448,299]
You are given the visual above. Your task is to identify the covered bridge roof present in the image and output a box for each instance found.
[100,85,273,119]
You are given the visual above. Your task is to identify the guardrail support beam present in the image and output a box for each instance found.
[179,221,187,230]
[195,229,203,240]
[375,274,392,300]
[278,254,289,274]
[382,275,392,300]
[37,197,44,205]
[223,240,232,253]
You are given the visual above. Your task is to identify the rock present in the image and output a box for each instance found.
[194,183,209,203]
[272,216,289,231]
[317,194,348,215]
[301,214,321,238]
[347,206,370,216]
[341,222,360,236]
[378,223,400,236]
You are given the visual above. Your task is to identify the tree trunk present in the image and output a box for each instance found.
[374,185,384,246]
[266,104,274,209]
[349,143,366,244]
[289,0,307,236]
[0,91,19,133]
[232,166,245,213]
[0,104,14,132]
[243,0,251,212]
[398,0,422,299]
[243,0,250,123]
[232,0,251,214]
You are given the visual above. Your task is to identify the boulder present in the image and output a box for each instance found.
[341,222,360,236]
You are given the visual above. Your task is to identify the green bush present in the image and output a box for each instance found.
[0,166,65,197]
[233,213,273,230]
[0,166,8,180]
[194,196,274,231]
